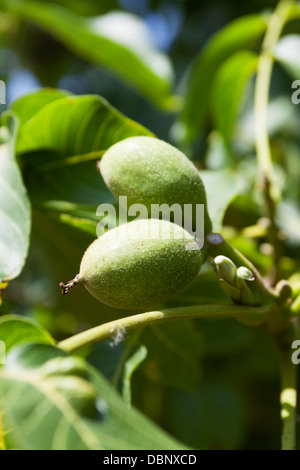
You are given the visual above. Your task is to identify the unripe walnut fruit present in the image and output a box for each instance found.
[60,219,206,310]
[99,136,212,234]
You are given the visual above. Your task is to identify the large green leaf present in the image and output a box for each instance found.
[0,315,54,355]
[14,92,153,233]
[0,343,186,450]
[10,88,71,127]
[17,94,152,161]
[211,51,258,145]
[3,0,174,109]
[176,14,267,143]
[0,113,31,284]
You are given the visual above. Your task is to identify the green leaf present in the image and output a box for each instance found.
[4,0,174,109]
[13,92,153,234]
[287,2,300,20]
[0,113,31,284]
[10,88,71,127]
[0,343,186,450]
[0,315,54,356]
[169,381,246,450]
[198,317,254,357]
[201,169,244,232]
[274,34,300,79]
[211,51,258,145]
[16,94,152,161]
[139,320,203,393]
[85,339,125,382]
[176,14,267,143]
[5,343,68,371]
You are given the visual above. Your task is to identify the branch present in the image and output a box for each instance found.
[58,303,271,353]
[254,0,292,193]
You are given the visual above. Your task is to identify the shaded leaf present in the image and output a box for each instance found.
[140,320,202,393]
[197,317,254,357]
[176,14,267,143]
[211,51,258,145]
[50,0,118,16]
[85,339,125,382]
[169,381,246,450]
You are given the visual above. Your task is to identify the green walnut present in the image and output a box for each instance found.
[99,136,212,234]
[60,218,206,310]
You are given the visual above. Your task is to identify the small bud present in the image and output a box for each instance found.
[219,279,241,303]
[236,267,255,281]
[214,256,237,285]
[236,267,255,289]
[240,283,260,306]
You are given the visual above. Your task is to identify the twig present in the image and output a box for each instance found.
[58,303,271,353]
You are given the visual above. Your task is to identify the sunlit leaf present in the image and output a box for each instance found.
[10,88,70,127]
[0,343,186,450]
[17,94,152,161]
[0,315,54,356]
[13,92,153,235]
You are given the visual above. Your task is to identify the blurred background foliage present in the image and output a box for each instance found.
[0,0,300,450]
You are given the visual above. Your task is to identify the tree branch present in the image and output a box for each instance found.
[58,303,271,353]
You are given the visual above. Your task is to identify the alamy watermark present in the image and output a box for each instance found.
[291,340,300,365]
[95,196,205,250]
[0,80,6,105]
[0,340,6,365]
[291,80,300,104]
